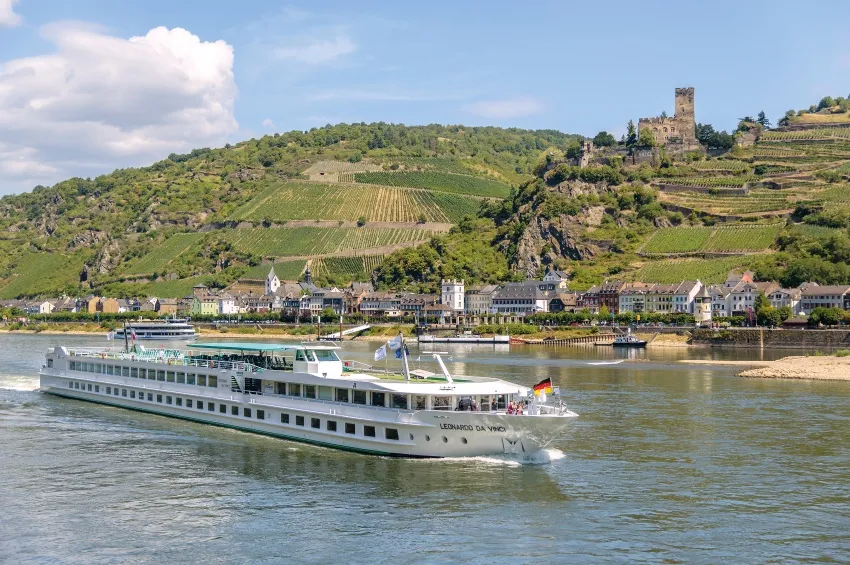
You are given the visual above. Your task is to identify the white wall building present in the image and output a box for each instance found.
[265,267,280,295]
[219,295,239,315]
[441,279,465,313]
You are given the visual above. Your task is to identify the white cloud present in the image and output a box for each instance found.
[261,118,275,128]
[0,23,238,194]
[274,34,356,65]
[463,97,544,119]
[0,0,21,27]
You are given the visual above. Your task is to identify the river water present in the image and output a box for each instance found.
[1,334,848,564]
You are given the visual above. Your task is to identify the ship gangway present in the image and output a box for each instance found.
[322,324,372,340]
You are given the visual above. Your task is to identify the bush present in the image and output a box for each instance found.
[834,349,850,357]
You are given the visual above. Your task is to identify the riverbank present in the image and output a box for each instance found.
[681,356,850,380]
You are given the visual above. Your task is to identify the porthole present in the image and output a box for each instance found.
[461,437,468,444]
[442,436,448,443]
[425,435,431,442]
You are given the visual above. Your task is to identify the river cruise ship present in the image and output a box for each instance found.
[39,341,577,459]
[113,319,196,341]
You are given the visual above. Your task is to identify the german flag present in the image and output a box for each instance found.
[533,377,553,396]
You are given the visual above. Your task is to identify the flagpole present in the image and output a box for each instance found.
[123,321,129,353]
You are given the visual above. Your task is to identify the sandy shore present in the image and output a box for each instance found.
[681,356,850,380]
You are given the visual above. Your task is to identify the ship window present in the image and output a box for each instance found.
[87,384,92,391]
[345,423,355,434]
[167,371,175,382]
[364,426,376,437]
[74,382,79,389]
[391,394,408,410]
[69,381,73,388]
[433,396,451,410]
[186,373,196,385]
[295,350,306,362]
[122,389,127,397]
[231,406,238,416]
[148,393,153,401]
[186,399,193,408]
[243,408,252,418]
[131,368,138,378]
[113,387,119,396]
[208,376,218,388]
[281,413,290,424]
[106,386,111,394]
[385,428,399,441]
[257,410,265,420]
[122,367,129,377]
[166,396,172,405]
[95,385,100,393]
[335,389,349,403]
[220,404,227,414]
[314,349,339,362]
[304,385,316,399]
[288,383,301,396]
[130,390,135,399]
[274,382,286,395]
[353,390,367,404]
[176,397,182,407]
[296,415,304,426]
[311,418,320,429]
[197,375,206,387]
[207,402,214,411]
[326,420,337,432]
[97,364,104,374]
[157,370,165,381]
[371,392,386,407]
[413,395,427,410]
[176,372,185,384]
[318,386,333,401]
[157,394,163,403]
[106,365,113,375]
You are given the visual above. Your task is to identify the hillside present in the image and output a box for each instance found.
[0,123,578,298]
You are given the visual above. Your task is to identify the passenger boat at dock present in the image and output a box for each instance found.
[39,339,577,460]
[113,318,196,341]
[611,328,647,348]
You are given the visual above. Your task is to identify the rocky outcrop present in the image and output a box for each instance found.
[95,239,122,274]
[515,212,606,277]
[69,229,106,248]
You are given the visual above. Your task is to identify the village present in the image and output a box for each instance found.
[2,264,846,330]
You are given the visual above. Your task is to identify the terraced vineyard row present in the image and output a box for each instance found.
[221,227,436,257]
[761,128,850,141]
[124,233,205,275]
[353,171,511,198]
[312,255,385,282]
[659,176,755,188]
[690,160,749,172]
[229,182,482,223]
[631,257,756,284]
[662,191,794,215]
[0,252,85,299]
[642,225,782,254]
[242,260,306,280]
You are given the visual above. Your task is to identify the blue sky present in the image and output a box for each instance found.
[1,0,849,194]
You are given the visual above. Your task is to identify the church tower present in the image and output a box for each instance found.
[693,284,712,327]
[265,267,280,295]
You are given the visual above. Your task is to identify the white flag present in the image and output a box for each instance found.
[374,345,387,361]
[387,335,402,351]
[106,331,114,341]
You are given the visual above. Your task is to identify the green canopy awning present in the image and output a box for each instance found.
[191,342,294,353]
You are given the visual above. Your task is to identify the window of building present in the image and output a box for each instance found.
[166,396,172,405]
[345,423,356,434]
[207,402,214,411]
[231,405,239,416]
[243,408,252,418]
[385,428,399,441]
[364,426,376,437]
[371,392,386,407]
[304,385,316,399]
[295,415,304,426]
[326,420,337,432]
[281,413,290,424]
[352,390,367,405]
[391,394,408,410]
[208,376,217,388]
[157,394,163,403]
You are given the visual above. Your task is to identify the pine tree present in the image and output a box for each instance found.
[757,111,771,128]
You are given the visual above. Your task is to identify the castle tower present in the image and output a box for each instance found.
[441,279,465,313]
[674,87,695,121]
[265,267,280,295]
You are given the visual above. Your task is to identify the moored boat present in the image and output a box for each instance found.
[611,328,647,348]
[39,338,576,460]
[113,318,196,341]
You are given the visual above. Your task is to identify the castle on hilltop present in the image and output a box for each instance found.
[638,87,701,151]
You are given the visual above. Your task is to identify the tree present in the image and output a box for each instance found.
[660,111,668,119]
[625,120,637,148]
[757,111,771,128]
[694,123,716,146]
[778,109,795,127]
[637,127,656,147]
[598,305,610,319]
[592,131,616,147]
[565,140,582,160]
[817,96,836,111]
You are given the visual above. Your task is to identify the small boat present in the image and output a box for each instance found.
[113,318,196,341]
[611,329,647,348]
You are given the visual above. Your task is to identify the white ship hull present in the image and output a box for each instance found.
[39,370,573,460]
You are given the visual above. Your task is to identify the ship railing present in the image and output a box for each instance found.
[342,359,374,372]
[183,358,264,373]
[66,349,264,373]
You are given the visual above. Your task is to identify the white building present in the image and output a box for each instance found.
[265,267,280,295]
[800,285,850,314]
[465,284,498,315]
[219,294,239,315]
[767,288,802,315]
[491,281,553,315]
[541,269,569,289]
[694,285,712,327]
[441,279,465,313]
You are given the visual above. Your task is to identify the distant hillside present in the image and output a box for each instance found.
[0,123,580,298]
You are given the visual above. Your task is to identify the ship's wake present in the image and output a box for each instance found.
[0,376,40,392]
[435,448,565,467]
